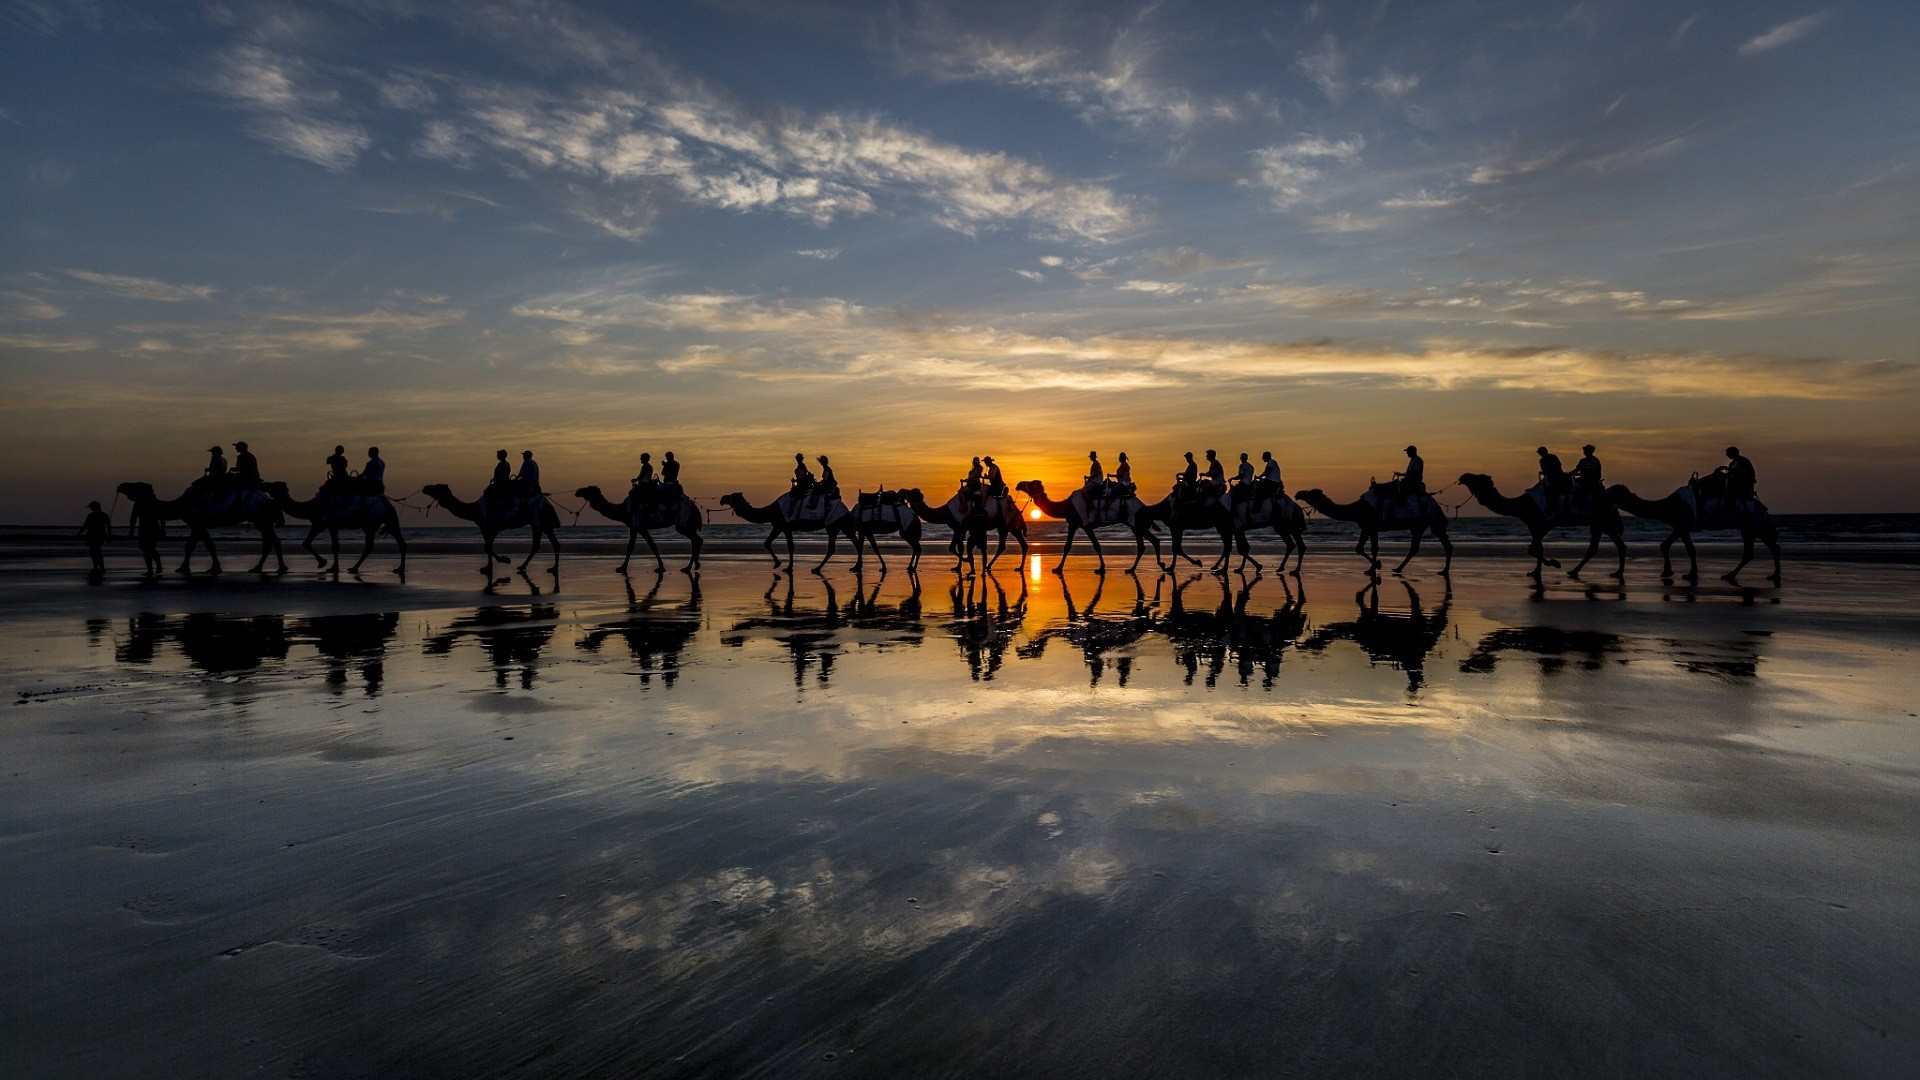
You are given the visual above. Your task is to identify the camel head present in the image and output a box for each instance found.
[116,481,155,502]
[1457,473,1494,493]
[718,492,747,510]
[900,487,925,506]
[421,483,454,504]
[1014,479,1045,498]
[1294,488,1325,504]
[573,485,601,500]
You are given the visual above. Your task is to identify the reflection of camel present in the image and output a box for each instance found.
[1015,480,1165,575]
[1017,572,1162,687]
[574,485,702,574]
[422,484,561,575]
[718,492,856,572]
[1300,580,1451,691]
[116,481,287,575]
[1160,574,1235,686]
[262,481,407,574]
[905,488,1028,572]
[293,612,400,696]
[1295,486,1453,576]
[423,605,559,690]
[1458,473,1623,580]
[1460,625,1759,680]
[945,570,1027,681]
[1224,573,1310,689]
[577,571,703,689]
[1606,483,1782,585]
[116,612,290,672]
[1152,573,1313,688]
[720,573,846,688]
[1224,492,1308,576]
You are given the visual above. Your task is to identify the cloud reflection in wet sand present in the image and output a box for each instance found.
[3,561,1917,1075]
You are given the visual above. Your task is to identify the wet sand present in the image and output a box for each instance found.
[2,548,1917,1077]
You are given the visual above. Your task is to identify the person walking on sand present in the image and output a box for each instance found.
[79,500,111,573]
[129,496,165,575]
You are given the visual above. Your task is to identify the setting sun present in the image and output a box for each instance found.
[1028,507,1044,520]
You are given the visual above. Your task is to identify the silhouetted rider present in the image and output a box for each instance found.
[361,447,385,495]
[204,445,228,483]
[791,453,815,494]
[1203,450,1225,493]
[660,451,680,494]
[983,456,1005,495]
[1179,452,1198,489]
[515,450,540,496]
[1537,446,1566,513]
[633,452,655,488]
[1112,452,1130,487]
[234,442,261,488]
[325,445,351,489]
[489,450,511,493]
[1571,444,1602,498]
[1393,445,1425,507]
[1720,446,1756,501]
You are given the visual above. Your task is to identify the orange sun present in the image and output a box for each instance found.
[1028,507,1044,520]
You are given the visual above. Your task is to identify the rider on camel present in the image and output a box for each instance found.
[1203,450,1225,496]
[515,450,541,497]
[1717,446,1757,502]
[1392,445,1425,513]
[633,453,655,488]
[488,450,512,494]
[1113,452,1131,489]
[325,445,351,491]
[361,447,384,495]
[1537,446,1567,516]
[234,442,261,489]
[660,451,681,499]
[204,445,228,485]
[791,453,815,494]
[1570,444,1602,507]
[1179,452,1199,492]
[815,456,839,511]
[983,456,1005,496]
[1231,453,1256,503]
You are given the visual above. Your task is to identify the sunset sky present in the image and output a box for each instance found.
[3,0,1916,520]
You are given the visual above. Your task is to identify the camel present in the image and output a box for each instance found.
[1605,482,1781,584]
[944,569,1027,681]
[421,484,561,574]
[843,490,924,573]
[262,481,407,574]
[1014,479,1166,574]
[905,488,1028,571]
[1016,570,1164,687]
[719,490,858,572]
[1134,485,1230,572]
[1295,485,1453,576]
[1224,489,1308,575]
[1457,473,1624,580]
[576,570,704,689]
[116,481,287,575]
[574,484,703,574]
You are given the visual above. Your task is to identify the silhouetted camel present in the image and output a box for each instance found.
[574,484,703,574]
[262,481,406,574]
[719,491,858,572]
[1606,482,1781,584]
[576,570,703,689]
[1015,479,1166,575]
[906,488,1027,571]
[116,481,287,575]
[1017,572,1163,687]
[844,491,924,573]
[1458,473,1623,580]
[1225,490,1308,575]
[1295,486,1453,576]
[422,484,561,575]
[1134,485,1229,572]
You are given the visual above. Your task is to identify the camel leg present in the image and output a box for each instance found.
[1394,528,1422,575]
[617,529,637,574]
[786,529,799,571]
[519,527,541,572]
[350,527,377,573]
[639,529,665,574]
[303,526,326,568]
[764,528,782,567]
[1088,528,1107,574]
[1724,534,1755,584]
[906,534,921,573]
[1526,536,1546,579]
[176,529,200,574]
[1569,528,1599,579]
[1054,524,1077,573]
[1438,530,1453,576]
[1765,533,1782,584]
[1608,531,1625,579]
[986,529,1007,572]
[1678,533,1699,583]
[1352,532,1371,568]
[813,528,836,573]
[685,528,703,572]
[266,526,287,573]
[868,531,889,574]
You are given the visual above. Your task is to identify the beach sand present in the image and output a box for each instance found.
[2,543,1916,1076]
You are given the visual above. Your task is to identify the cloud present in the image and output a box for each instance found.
[1014,269,1047,282]
[1295,34,1347,102]
[1468,148,1568,185]
[1117,280,1192,295]
[63,269,215,301]
[1248,136,1363,207]
[1366,70,1419,98]
[0,292,65,319]
[208,45,371,171]
[506,281,1914,401]
[795,248,840,260]
[1739,12,1831,55]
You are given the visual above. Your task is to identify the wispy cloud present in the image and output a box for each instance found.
[63,269,214,301]
[1248,136,1363,207]
[1295,34,1348,102]
[1739,11,1831,55]
[795,248,840,260]
[207,45,371,171]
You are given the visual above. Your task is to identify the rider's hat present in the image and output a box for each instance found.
[208,445,223,453]
[983,456,994,463]
[234,441,248,450]
[1404,445,1418,453]
[87,500,101,511]
[522,449,533,457]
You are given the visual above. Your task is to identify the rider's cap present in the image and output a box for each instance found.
[209,445,223,453]
[88,500,101,510]
[1405,445,1418,453]
[235,441,248,450]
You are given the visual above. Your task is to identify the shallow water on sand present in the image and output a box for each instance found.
[2,553,1917,1077]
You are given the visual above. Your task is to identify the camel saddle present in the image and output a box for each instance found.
[775,490,836,523]
[480,490,548,527]
[1674,486,1764,531]
[1361,482,1437,524]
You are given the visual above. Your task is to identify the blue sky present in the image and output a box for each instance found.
[3,0,1916,517]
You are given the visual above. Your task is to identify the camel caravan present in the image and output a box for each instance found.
[99,440,1781,585]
